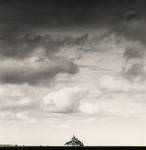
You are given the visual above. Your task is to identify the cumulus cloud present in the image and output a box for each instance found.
[42,86,88,113]
[79,102,100,115]
[0,84,89,121]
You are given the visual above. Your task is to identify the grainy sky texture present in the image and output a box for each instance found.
[0,0,146,146]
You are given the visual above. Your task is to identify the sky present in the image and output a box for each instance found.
[0,0,146,146]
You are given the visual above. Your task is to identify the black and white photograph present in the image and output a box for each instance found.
[0,0,146,148]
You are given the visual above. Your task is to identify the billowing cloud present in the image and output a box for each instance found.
[0,54,78,85]
[0,31,91,86]
[42,86,88,113]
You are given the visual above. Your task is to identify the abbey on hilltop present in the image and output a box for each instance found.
[64,135,84,146]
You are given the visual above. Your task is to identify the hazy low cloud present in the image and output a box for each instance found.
[98,75,146,93]
[79,93,146,117]
[0,79,145,121]
[0,84,39,111]
[0,84,40,122]
[0,111,35,123]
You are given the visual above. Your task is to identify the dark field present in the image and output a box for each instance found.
[0,146,144,150]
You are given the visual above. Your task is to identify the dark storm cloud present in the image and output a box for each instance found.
[0,32,88,58]
[0,0,142,33]
[0,59,78,85]
[113,1,146,43]
[123,46,144,61]
[121,44,145,81]
[0,0,102,32]
[1,0,146,40]
[1,0,146,85]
